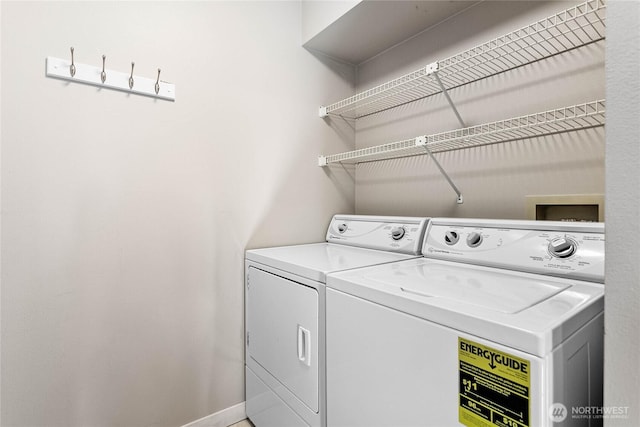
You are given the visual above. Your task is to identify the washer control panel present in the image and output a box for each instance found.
[326,215,429,255]
[424,218,605,282]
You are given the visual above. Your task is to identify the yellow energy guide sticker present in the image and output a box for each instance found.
[459,337,530,427]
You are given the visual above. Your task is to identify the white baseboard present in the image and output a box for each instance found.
[181,402,247,427]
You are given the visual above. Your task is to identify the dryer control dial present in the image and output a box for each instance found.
[466,232,483,248]
[548,237,577,258]
[391,226,406,240]
[337,223,348,234]
[444,231,459,245]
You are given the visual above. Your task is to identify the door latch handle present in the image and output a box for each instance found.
[297,325,311,367]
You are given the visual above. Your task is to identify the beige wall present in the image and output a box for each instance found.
[604,1,640,424]
[0,2,354,426]
[352,1,605,219]
[301,0,361,46]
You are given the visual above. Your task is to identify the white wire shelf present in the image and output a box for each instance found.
[319,0,605,120]
[318,100,605,166]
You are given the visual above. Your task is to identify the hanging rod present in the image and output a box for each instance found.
[46,55,175,101]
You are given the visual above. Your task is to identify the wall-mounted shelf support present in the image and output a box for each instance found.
[419,136,464,204]
[433,71,466,128]
[46,56,176,102]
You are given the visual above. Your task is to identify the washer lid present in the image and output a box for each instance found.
[246,243,419,283]
[326,258,604,356]
[392,262,570,314]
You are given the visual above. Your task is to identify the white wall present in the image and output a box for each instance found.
[0,2,354,426]
[351,1,605,219]
[0,0,3,422]
[301,0,361,45]
[604,1,640,424]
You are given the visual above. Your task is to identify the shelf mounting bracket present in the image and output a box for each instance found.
[417,136,463,204]
[433,71,466,128]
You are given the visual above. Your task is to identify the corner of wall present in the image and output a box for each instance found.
[604,0,640,424]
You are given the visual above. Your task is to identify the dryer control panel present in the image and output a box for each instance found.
[423,218,605,283]
[326,215,429,255]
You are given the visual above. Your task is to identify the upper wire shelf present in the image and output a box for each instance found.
[319,0,606,120]
[318,100,605,166]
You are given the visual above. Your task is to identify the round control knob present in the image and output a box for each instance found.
[391,226,406,240]
[548,237,577,258]
[444,231,459,245]
[466,232,483,248]
[337,223,348,234]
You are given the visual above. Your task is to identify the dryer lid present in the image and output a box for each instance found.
[246,243,418,283]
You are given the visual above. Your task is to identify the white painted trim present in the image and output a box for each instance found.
[181,402,247,427]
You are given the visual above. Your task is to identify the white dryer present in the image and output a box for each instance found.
[326,218,605,427]
[245,215,430,427]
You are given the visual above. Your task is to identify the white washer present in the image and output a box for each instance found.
[245,215,430,427]
[326,218,605,427]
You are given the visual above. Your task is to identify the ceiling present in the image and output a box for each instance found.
[303,1,481,65]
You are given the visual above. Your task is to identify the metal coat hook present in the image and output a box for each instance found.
[101,55,106,83]
[70,47,76,77]
[128,62,135,89]
[155,69,161,94]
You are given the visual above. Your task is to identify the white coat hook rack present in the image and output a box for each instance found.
[45,48,175,102]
